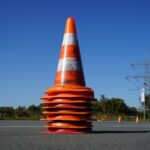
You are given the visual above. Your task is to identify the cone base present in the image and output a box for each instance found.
[41,128,92,134]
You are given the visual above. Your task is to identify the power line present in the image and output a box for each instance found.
[126,59,150,121]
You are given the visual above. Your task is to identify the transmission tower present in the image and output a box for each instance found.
[127,59,150,121]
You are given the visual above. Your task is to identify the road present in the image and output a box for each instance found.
[0,120,150,150]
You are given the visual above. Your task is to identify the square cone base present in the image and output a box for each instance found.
[41,128,92,134]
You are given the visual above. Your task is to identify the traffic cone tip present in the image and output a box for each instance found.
[65,17,76,33]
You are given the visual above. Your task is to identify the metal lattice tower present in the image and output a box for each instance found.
[127,59,150,121]
[127,59,150,96]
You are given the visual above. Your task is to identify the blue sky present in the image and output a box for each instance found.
[0,0,150,107]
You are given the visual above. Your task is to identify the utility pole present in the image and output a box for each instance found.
[127,59,150,121]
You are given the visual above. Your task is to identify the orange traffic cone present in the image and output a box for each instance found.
[40,17,95,134]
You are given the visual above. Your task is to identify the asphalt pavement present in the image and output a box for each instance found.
[0,120,150,150]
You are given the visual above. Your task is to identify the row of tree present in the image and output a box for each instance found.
[92,95,142,121]
[0,95,149,120]
[0,105,42,120]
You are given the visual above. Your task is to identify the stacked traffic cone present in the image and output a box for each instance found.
[40,17,95,134]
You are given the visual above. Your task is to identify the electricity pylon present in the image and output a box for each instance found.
[127,59,150,121]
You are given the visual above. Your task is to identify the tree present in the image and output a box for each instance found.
[15,106,29,118]
[126,107,138,116]
[145,95,150,118]
[111,98,128,115]
[92,96,138,117]
[0,107,15,119]
[28,105,41,119]
[91,101,102,115]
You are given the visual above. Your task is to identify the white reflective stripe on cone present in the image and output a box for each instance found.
[57,58,83,72]
[62,33,78,46]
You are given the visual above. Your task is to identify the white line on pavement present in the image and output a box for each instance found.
[0,126,43,128]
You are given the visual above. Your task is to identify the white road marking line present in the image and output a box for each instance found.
[96,125,150,127]
[0,126,43,128]
[114,125,150,127]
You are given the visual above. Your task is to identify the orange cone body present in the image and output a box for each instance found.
[41,17,95,134]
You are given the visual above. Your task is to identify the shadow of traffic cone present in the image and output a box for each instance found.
[40,17,95,134]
